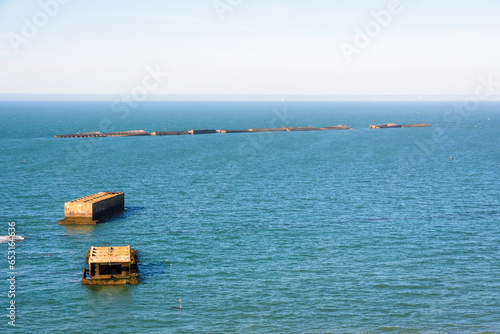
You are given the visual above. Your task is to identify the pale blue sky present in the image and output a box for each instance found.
[0,0,499,97]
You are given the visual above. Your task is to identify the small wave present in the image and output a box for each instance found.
[168,230,192,234]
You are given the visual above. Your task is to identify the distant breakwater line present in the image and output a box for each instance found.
[54,123,430,138]
[54,125,353,138]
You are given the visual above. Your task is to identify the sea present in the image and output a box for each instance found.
[0,101,499,333]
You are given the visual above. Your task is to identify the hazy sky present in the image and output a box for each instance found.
[0,0,499,97]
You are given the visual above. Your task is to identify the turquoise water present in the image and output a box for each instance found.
[0,101,499,333]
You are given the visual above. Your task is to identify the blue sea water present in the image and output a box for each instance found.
[0,101,499,333]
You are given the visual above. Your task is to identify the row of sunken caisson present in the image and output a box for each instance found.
[59,191,138,285]
[54,123,430,138]
[54,125,353,138]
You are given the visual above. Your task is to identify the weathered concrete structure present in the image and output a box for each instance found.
[59,192,125,225]
[82,246,139,285]
[285,127,321,131]
[370,123,402,129]
[216,129,251,134]
[188,129,217,135]
[151,131,190,136]
[370,123,431,129]
[55,131,149,138]
[55,132,105,138]
[56,124,357,138]
[54,122,431,138]
[401,123,431,128]
[320,125,353,130]
[104,130,150,137]
[248,128,288,132]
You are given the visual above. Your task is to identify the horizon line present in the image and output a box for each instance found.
[1,94,500,102]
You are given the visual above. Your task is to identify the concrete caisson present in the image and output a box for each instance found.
[59,192,125,225]
[370,123,430,129]
[81,245,139,285]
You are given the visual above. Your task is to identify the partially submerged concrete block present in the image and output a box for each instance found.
[188,129,217,135]
[55,132,105,138]
[151,131,190,136]
[82,245,139,285]
[104,130,150,137]
[59,192,124,225]
[370,123,430,129]
[248,128,287,132]
[216,129,251,134]
[370,123,403,129]
[402,123,431,128]
[285,127,321,131]
[320,125,353,130]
